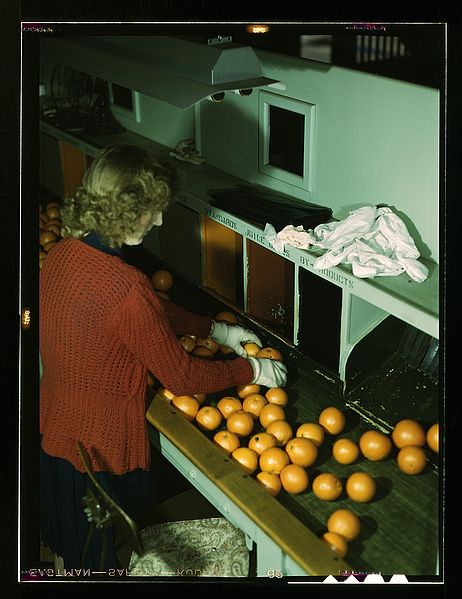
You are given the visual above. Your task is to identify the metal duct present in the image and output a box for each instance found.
[40,36,279,109]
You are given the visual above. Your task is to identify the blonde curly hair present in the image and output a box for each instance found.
[61,144,178,248]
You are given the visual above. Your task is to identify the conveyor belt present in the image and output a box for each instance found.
[141,250,440,576]
[276,365,439,576]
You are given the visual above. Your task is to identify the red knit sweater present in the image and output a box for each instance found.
[40,238,253,474]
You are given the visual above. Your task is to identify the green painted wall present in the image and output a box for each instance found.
[114,94,195,150]
[198,51,440,263]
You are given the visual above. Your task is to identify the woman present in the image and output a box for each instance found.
[39,144,287,570]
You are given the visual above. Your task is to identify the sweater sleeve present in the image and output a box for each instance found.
[156,295,213,338]
[115,283,253,396]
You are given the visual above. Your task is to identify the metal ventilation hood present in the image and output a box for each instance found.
[41,36,279,109]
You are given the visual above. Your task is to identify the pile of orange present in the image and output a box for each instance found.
[176,334,221,360]
[391,419,437,475]
[157,312,440,563]
[39,201,62,268]
[174,310,255,359]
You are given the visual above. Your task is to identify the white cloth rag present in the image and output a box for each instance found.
[264,206,428,282]
[312,206,428,282]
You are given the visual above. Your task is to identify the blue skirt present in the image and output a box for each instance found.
[40,448,160,570]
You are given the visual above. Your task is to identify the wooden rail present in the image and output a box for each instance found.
[146,391,352,576]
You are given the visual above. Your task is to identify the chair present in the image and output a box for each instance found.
[76,442,250,577]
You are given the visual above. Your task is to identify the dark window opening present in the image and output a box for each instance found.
[268,105,304,176]
[111,83,133,111]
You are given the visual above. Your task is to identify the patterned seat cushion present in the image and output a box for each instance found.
[128,517,249,577]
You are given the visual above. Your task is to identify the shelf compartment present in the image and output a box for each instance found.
[246,240,294,341]
[202,215,244,308]
[59,140,86,198]
[298,267,342,374]
[155,203,203,286]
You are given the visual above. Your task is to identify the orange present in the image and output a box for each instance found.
[217,396,243,419]
[195,336,220,355]
[259,447,290,475]
[215,310,238,324]
[195,406,222,431]
[312,473,343,501]
[213,430,240,455]
[231,447,258,474]
[279,464,309,494]
[327,509,360,541]
[178,335,196,353]
[256,347,284,361]
[259,404,286,429]
[359,430,392,461]
[392,419,426,448]
[172,395,200,421]
[266,420,293,447]
[46,205,61,219]
[45,223,61,237]
[322,532,348,558]
[40,230,57,247]
[345,472,376,503]
[296,422,325,447]
[285,437,318,467]
[256,471,282,497]
[426,423,439,453]
[397,446,427,475]
[243,342,262,356]
[159,388,175,401]
[191,345,214,359]
[44,218,61,227]
[332,438,359,465]
[248,432,278,455]
[236,383,261,399]
[226,410,254,437]
[242,393,268,419]
[318,407,346,435]
[265,387,288,406]
[151,269,173,291]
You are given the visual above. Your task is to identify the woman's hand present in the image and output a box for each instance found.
[210,320,262,357]
[247,357,288,388]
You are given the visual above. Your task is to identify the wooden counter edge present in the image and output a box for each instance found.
[146,391,352,577]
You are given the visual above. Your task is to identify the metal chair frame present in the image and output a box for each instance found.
[76,441,144,570]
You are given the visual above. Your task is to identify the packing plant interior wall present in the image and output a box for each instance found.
[40,42,440,265]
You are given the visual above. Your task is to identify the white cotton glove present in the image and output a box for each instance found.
[210,320,262,357]
[247,357,288,388]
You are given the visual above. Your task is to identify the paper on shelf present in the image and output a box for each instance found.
[264,223,316,253]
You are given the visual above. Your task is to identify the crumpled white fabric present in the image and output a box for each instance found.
[264,206,428,282]
[264,223,316,253]
[312,206,428,281]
